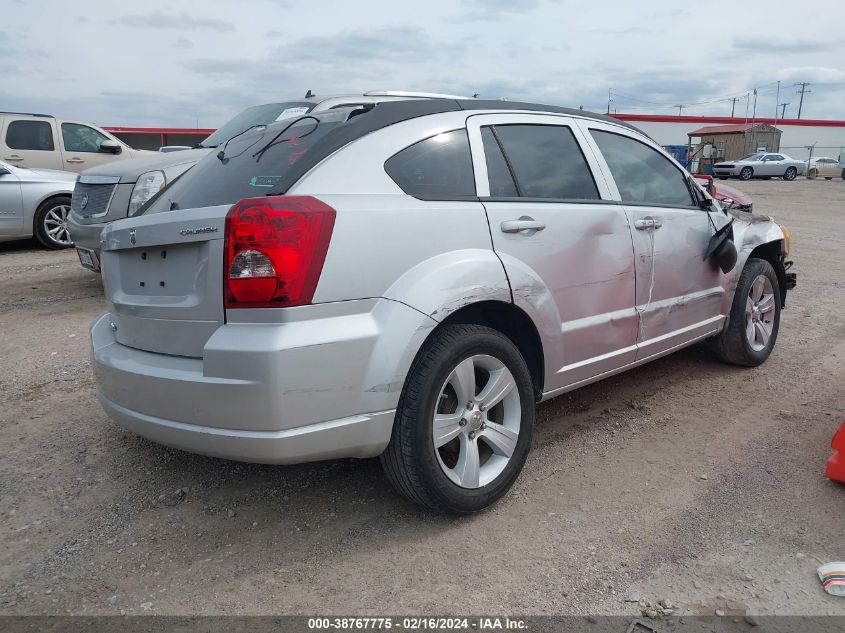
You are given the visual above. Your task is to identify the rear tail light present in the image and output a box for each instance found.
[224,196,335,308]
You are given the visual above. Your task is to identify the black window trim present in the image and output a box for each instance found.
[588,127,698,210]
[482,121,602,203]
[484,125,523,197]
[383,127,477,202]
[479,196,617,205]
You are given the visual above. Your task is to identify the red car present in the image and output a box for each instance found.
[694,175,753,213]
[827,422,845,484]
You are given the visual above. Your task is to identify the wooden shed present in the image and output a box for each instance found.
[687,123,782,171]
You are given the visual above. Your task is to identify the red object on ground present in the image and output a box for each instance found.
[826,422,845,484]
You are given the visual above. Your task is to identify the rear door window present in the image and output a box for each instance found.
[487,124,599,200]
[5,120,55,151]
[385,129,476,199]
[590,129,694,207]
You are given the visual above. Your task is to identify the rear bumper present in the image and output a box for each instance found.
[90,299,428,464]
[99,393,394,464]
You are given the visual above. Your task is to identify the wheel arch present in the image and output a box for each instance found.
[31,192,72,235]
[440,300,545,402]
[748,240,788,308]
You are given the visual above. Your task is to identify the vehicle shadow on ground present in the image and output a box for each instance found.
[0,238,49,254]
[110,340,747,542]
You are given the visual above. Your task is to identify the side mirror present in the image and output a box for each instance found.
[99,140,123,155]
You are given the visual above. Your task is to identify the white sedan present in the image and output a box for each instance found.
[0,160,76,248]
[713,152,806,181]
[807,157,844,180]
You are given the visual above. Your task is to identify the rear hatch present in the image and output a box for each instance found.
[101,206,230,358]
[100,109,360,358]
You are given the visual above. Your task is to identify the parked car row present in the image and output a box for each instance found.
[86,96,795,513]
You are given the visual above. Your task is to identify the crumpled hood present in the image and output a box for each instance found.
[80,148,212,183]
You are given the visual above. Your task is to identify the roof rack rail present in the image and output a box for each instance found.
[0,111,53,118]
[364,90,474,100]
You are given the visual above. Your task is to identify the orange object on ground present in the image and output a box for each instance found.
[827,422,845,484]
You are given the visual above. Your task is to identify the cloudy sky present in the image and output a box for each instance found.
[2,0,844,128]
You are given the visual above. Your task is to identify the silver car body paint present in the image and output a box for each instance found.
[0,161,76,243]
[91,106,791,463]
[713,153,806,179]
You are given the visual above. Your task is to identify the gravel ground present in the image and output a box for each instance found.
[0,179,843,618]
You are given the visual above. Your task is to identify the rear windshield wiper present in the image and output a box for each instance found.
[252,115,320,163]
[216,124,269,161]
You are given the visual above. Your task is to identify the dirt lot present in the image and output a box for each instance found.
[1,179,843,618]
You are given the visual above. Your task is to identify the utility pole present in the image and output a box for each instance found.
[774,80,780,119]
[674,104,685,115]
[752,88,758,119]
[730,97,739,118]
[779,102,789,120]
[606,89,612,114]
[795,82,812,119]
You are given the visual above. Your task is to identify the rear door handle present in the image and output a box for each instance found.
[634,217,663,230]
[5,155,23,162]
[66,157,85,163]
[500,217,546,234]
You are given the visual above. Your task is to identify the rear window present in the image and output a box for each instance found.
[200,102,315,149]
[143,112,347,214]
[6,120,54,151]
[384,129,476,199]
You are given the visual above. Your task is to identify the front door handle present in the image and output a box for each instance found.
[634,217,663,230]
[4,155,23,162]
[66,157,85,163]
[500,216,546,234]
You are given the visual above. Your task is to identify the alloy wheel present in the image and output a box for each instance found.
[432,354,521,489]
[745,274,776,351]
[43,204,73,247]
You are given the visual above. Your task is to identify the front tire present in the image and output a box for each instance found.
[740,167,753,181]
[712,258,781,367]
[381,324,535,514]
[34,197,73,249]
[783,166,798,181]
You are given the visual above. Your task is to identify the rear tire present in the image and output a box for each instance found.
[740,167,753,181]
[381,324,534,514]
[34,196,73,249]
[783,166,798,181]
[712,258,781,367]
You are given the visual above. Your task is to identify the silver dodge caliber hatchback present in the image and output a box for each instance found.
[91,100,796,513]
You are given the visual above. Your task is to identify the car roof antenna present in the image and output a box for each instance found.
[305,89,314,98]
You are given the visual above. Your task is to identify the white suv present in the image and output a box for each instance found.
[0,112,150,173]
[90,99,795,513]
